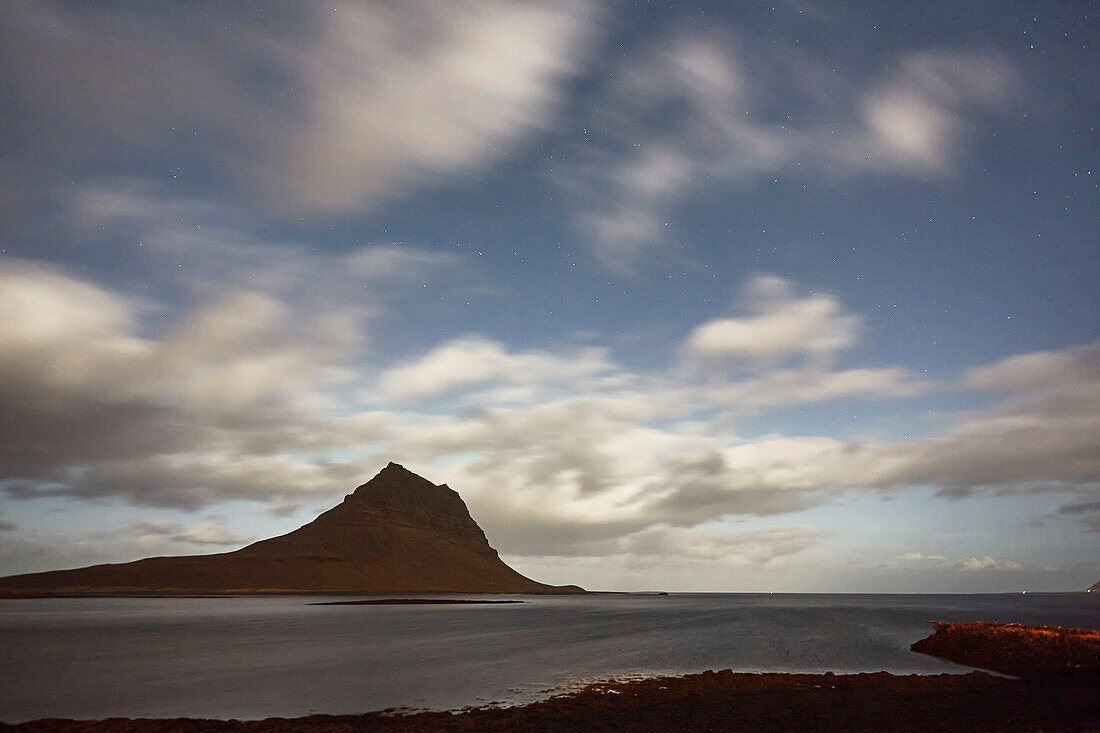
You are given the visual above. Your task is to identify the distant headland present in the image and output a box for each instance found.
[0,462,584,597]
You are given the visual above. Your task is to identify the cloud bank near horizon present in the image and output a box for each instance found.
[2,247,1096,576]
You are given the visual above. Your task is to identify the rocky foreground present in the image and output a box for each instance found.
[4,622,1098,732]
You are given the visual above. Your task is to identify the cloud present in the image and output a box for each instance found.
[393,335,1099,557]
[606,524,829,565]
[116,519,254,548]
[57,455,370,510]
[1059,501,1100,533]
[858,52,1014,171]
[684,276,860,366]
[686,276,930,408]
[264,0,596,213]
[0,181,463,509]
[559,28,1015,274]
[1030,500,1100,534]
[0,518,255,576]
[2,0,595,215]
[895,343,1100,495]
[378,336,617,400]
[0,1,254,154]
[896,552,949,565]
[0,248,420,507]
[363,286,1098,558]
[0,259,150,401]
[963,342,1100,394]
[706,367,931,409]
[889,552,1028,575]
[69,179,461,296]
[961,555,1022,572]
[2,256,1096,564]
[0,171,478,510]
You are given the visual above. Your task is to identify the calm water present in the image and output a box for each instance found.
[1,593,1097,722]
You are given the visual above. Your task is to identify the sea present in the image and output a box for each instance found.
[1,592,1097,723]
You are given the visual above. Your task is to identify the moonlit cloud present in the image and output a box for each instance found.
[1,1,595,215]
[685,276,860,366]
[618,525,830,565]
[961,555,1022,572]
[3,247,1096,573]
[378,336,616,400]
[0,236,443,507]
[705,367,931,409]
[1055,501,1100,533]
[116,519,254,548]
[560,29,1015,273]
[897,552,949,565]
[859,52,1015,171]
[265,0,596,212]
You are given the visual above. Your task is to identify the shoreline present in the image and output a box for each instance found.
[306,598,526,605]
[4,669,1097,732]
[5,621,1096,731]
[0,589,1089,600]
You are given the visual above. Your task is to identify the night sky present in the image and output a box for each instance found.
[1,1,1096,591]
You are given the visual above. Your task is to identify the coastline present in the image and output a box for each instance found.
[4,669,1097,732]
[5,621,1097,732]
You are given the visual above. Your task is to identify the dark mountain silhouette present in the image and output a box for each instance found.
[0,463,584,596]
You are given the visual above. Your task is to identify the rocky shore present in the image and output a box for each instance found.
[5,622,1097,732]
[910,620,1100,677]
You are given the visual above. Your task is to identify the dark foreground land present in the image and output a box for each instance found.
[6,671,1098,733]
[6,622,1098,732]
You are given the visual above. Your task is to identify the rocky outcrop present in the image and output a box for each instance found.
[0,463,584,596]
[911,621,1100,677]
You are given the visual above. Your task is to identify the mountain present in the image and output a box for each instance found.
[0,463,584,596]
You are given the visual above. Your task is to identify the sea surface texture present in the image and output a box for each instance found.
[2,593,1097,723]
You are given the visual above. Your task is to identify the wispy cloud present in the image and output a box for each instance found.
[262,0,596,213]
[2,1,597,215]
[0,179,464,509]
[558,27,1015,274]
[684,276,861,367]
[115,519,254,548]
[960,555,1022,572]
[377,336,617,401]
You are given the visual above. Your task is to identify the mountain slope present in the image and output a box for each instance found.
[0,463,583,596]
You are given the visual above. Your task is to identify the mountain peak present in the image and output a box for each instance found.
[361,461,435,486]
[347,462,464,516]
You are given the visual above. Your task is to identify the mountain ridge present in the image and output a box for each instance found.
[0,462,584,596]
